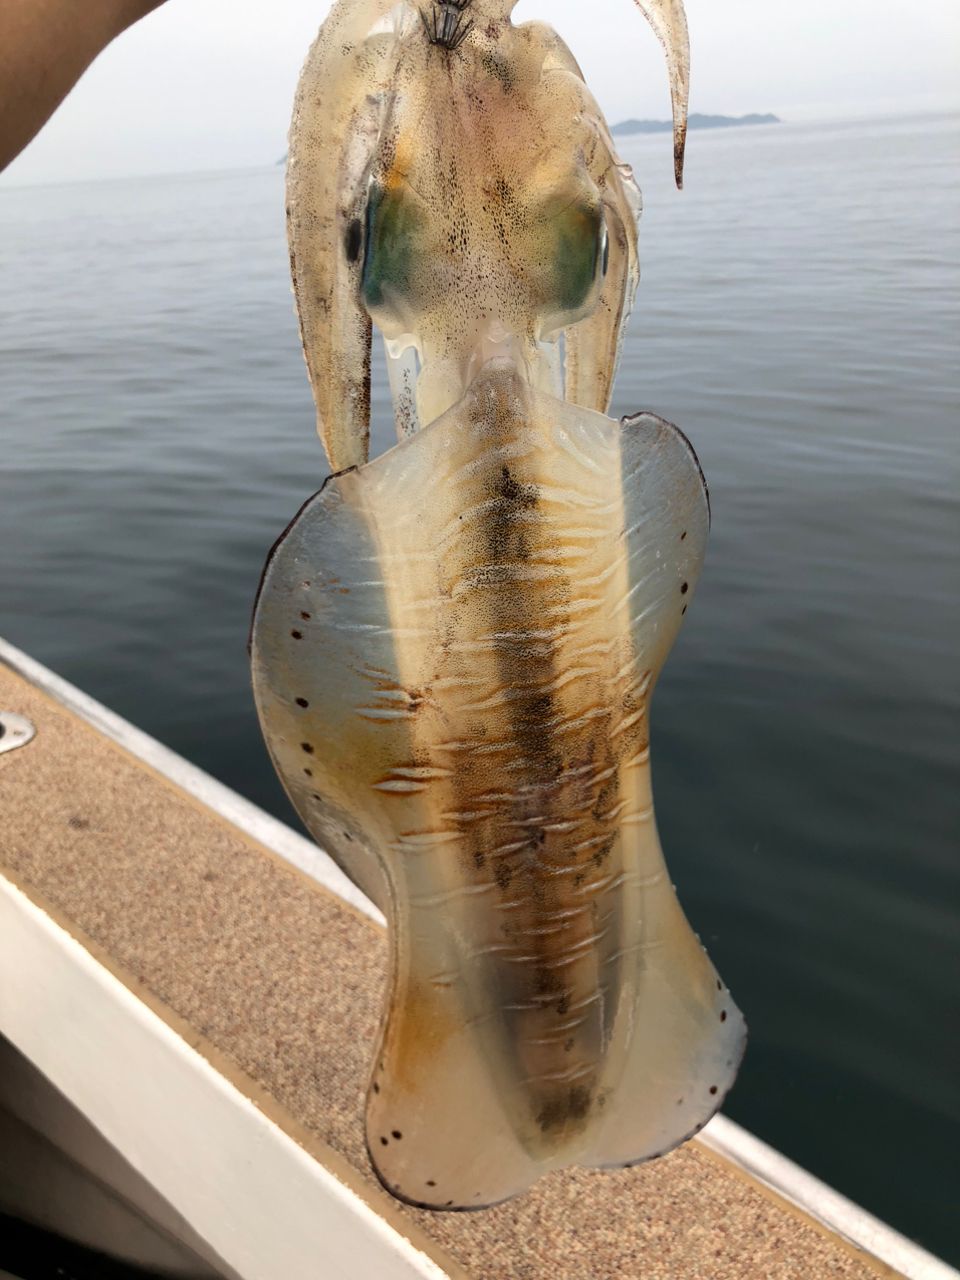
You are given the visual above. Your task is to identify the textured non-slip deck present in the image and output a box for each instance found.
[0,660,898,1280]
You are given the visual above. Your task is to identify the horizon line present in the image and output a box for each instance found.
[3,105,957,194]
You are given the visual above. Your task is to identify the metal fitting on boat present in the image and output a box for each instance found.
[0,712,36,755]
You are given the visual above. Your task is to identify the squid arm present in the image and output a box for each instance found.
[632,0,691,188]
[287,0,400,470]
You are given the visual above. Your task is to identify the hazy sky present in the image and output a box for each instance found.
[4,0,958,186]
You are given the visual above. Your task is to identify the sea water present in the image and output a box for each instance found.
[1,112,957,1260]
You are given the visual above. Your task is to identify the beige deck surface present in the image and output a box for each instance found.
[0,661,898,1280]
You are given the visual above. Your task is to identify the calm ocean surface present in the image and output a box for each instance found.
[2,113,957,1260]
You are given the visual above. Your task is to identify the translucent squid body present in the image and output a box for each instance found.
[250,0,746,1209]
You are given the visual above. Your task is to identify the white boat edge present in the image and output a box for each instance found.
[0,875,450,1280]
[0,634,955,1280]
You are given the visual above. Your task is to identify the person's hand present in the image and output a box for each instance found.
[0,0,167,173]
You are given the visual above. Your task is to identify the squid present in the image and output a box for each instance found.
[250,0,745,1210]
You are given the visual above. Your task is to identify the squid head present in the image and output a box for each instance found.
[252,0,744,1211]
[287,0,690,467]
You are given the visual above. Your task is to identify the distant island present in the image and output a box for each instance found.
[611,112,780,135]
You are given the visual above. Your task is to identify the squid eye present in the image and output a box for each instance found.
[534,193,605,332]
[360,182,423,313]
[553,199,603,313]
